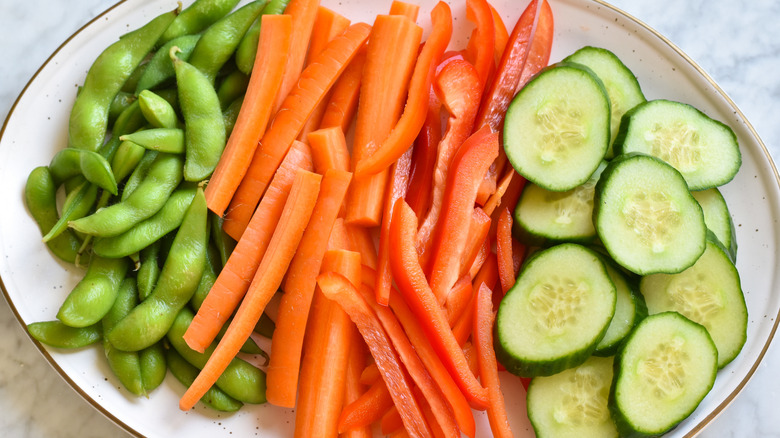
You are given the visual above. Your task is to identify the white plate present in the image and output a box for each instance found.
[1,0,778,436]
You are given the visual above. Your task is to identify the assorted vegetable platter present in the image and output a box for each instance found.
[1,0,779,437]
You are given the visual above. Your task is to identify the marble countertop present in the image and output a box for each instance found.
[1,0,779,437]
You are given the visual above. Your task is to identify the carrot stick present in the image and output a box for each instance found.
[184,141,313,353]
[496,207,516,295]
[353,2,452,178]
[375,147,412,306]
[345,15,422,227]
[267,169,353,407]
[445,275,474,327]
[388,0,420,20]
[307,127,350,174]
[474,283,513,438]
[204,15,292,217]
[459,207,491,279]
[294,249,361,438]
[338,375,394,433]
[342,331,372,438]
[180,169,322,410]
[318,47,366,133]
[298,7,352,143]
[224,22,371,238]
[271,0,321,114]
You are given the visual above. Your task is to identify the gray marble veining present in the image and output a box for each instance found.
[1,0,779,437]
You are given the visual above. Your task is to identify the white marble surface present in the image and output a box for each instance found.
[1,0,779,437]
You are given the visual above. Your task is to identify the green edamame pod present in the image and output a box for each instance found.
[24,167,82,263]
[107,189,207,351]
[165,347,243,412]
[48,148,118,195]
[92,185,197,258]
[26,320,102,349]
[135,35,201,94]
[122,150,159,201]
[217,70,249,109]
[120,128,185,154]
[160,0,241,44]
[171,48,226,182]
[139,342,167,393]
[103,278,145,396]
[138,90,179,129]
[57,256,129,328]
[43,179,99,242]
[188,0,267,82]
[235,0,291,74]
[69,9,177,152]
[109,91,137,124]
[111,140,147,183]
[167,308,267,404]
[222,96,243,138]
[190,242,220,311]
[70,153,184,238]
[137,242,162,301]
[254,312,275,339]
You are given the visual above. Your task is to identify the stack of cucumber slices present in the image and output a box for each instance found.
[497,46,746,437]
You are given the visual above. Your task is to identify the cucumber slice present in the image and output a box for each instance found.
[594,153,706,275]
[640,233,747,368]
[563,46,646,158]
[610,312,718,437]
[514,161,606,245]
[495,244,616,377]
[692,188,737,260]
[613,99,741,190]
[504,62,611,192]
[527,355,618,438]
[594,257,647,356]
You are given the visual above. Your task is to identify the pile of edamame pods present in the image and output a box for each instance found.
[24,0,286,411]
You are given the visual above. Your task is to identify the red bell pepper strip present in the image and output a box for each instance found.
[496,207,516,294]
[405,89,442,218]
[317,271,433,437]
[389,198,490,410]
[416,60,483,264]
[474,283,513,438]
[464,0,495,90]
[354,2,453,177]
[376,147,413,306]
[428,126,498,304]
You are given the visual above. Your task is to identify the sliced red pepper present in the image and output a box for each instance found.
[317,271,433,437]
[416,60,483,266]
[428,126,498,303]
[389,198,489,410]
[474,283,513,438]
[354,2,453,177]
[463,0,495,90]
[405,89,442,218]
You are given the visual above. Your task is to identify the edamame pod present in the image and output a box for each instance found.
[107,189,207,351]
[48,148,118,195]
[171,48,226,181]
[167,308,267,404]
[57,256,129,327]
[24,167,82,263]
[165,347,243,412]
[235,0,291,74]
[135,34,201,94]
[68,9,177,152]
[26,320,102,349]
[103,278,145,396]
[159,0,241,44]
[188,0,267,82]
[120,128,185,154]
[70,153,184,237]
[138,90,179,129]
[92,185,197,258]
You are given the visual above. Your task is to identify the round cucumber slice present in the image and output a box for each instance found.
[527,355,618,438]
[594,153,706,275]
[495,243,616,377]
[640,234,747,368]
[610,312,717,437]
[504,62,610,192]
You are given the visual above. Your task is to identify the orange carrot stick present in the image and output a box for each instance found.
[318,47,366,133]
[224,22,371,238]
[204,15,292,217]
[271,0,320,114]
[354,2,452,178]
[184,141,313,353]
[307,127,350,174]
[294,249,361,438]
[345,15,422,227]
[388,0,420,20]
[180,169,322,411]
